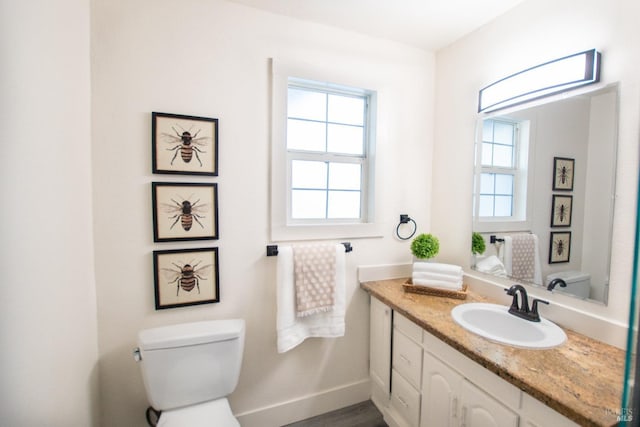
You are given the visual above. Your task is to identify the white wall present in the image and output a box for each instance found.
[0,0,99,425]
[433,0,640,326]
[91,0,434,425]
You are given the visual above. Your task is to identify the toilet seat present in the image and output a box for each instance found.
[157,398,240,427]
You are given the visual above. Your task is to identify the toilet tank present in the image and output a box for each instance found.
[137,319,245,411]
[546,271,591,299]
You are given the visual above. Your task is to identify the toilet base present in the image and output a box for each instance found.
[157,398,240,427]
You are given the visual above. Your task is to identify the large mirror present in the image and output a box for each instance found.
[471,84,619,304]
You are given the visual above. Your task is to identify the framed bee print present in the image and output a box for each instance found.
[152,112,219,176]
[549,231,571,264]
[152,182,219,242]
[550,194,573,227]
[153,247,220,310]
[552,157,575,191]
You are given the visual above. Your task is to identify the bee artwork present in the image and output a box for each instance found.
[152,112,219,176]
[549,231,571,264]
[552,157,575,191]
[153,248,220,309]
[152,182,219,242]
[550,195,573,227]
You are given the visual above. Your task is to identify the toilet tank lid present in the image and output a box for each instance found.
[546,270,590,283]
[138,319,245,351]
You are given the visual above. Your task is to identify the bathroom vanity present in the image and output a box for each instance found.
[361,278,624,427]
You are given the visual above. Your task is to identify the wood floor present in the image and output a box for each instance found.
[281,400,387,427]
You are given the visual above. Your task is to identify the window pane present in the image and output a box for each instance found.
[494,122,514,145]
[494,174,513,195]
[327,124,364,155]
[328,191,361,218]
[287,119,326,151]
[329,163,361,190]
[328,94,364,126]
[481,143,493,166]
[291,160,327,189]
[482,120,493,142]
[478,195,495,216]
[494,196,513,216]
[493,145,513,168]
[288,88,326,121]
[291,190,326,219]
[480,173,495,194]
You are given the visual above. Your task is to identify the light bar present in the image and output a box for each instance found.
[478,49,601,113]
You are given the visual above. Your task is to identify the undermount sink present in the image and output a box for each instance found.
[451,303,567,349]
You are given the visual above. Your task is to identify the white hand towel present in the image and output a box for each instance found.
[411,278,463,290]
[276,245,345,353]
[412,271,462,283]
[475,255,508,277]
[412,262,463,277]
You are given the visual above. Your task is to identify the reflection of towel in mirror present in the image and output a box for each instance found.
[475,255,508,277]
[506,234,542,285]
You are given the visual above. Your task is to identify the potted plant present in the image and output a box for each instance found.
[411,233,440,260]
[471,232,486,256]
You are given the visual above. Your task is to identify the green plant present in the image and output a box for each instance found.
[471,232,486,255]
[411,233,440,259]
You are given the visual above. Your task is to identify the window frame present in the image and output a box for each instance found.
[270,59,382,241]
[473,117,533,233]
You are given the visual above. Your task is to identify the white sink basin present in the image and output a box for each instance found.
[451,303,567,349]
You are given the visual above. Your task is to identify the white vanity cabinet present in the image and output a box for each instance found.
[421,351,518,427]
[369,296,577,427]
[370,296,392,409]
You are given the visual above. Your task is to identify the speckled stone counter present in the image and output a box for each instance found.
[361,278,625,427]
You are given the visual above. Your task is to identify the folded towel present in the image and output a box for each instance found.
[412,271,462,283]
[276,245,345,353]
[475,255,508,277]
[412,262,463,277]
[293,245,336,317]
[412,278,463,291]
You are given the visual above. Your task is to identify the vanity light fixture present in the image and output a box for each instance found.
[478,49,601,113]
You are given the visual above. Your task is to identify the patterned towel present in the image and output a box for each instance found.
[511,233,536,281]
[293,245,336,317]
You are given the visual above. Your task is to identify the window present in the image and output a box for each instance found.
[270,60,380,241]
[287,81,369,222]
[474,118,532,232]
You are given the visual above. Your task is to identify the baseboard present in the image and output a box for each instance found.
[235,378,371,427]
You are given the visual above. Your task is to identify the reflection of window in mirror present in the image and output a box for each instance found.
[474,118,532,232]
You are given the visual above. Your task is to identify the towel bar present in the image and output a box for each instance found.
[266,242,353,257]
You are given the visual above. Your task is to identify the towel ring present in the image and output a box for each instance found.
[396,214,417,240]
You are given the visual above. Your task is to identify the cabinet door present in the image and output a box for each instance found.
[420,351,461,427]
[370,297,392,408]
[460,380,518,427]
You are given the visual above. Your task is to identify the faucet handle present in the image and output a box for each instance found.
[529,298,549,322]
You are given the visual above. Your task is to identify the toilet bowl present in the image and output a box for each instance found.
[545,271,591,299]
[135,319,245,426]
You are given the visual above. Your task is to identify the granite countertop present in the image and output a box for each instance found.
[361,278,625,427]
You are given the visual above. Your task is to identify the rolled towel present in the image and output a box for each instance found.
[412,278,463,291]
[412,271,462,283]
[413,262,463,277]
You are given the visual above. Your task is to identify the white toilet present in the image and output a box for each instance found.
[134,319,245,427]
[546,271,591,299]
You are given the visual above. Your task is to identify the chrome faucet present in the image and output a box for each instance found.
[505,284,549,322]
[547,278,567,291]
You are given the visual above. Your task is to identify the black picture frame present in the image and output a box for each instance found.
[549,231,571,264]
[153,247,220,310]
[152,182,219,242]
[550,194,573,227]
[552,157,575,191]
[152,112,219,176]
